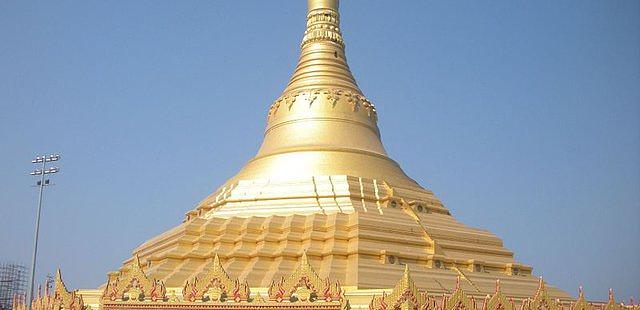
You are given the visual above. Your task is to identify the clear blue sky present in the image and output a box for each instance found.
[1,0,638,302]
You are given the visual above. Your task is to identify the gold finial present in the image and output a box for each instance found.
[290,0,354,93]
[133,254,142,269]
[54,268,68,295]
[401,264,411,287]
[307,0,338,12]
[55,268,63,284]
[298,251,315,274]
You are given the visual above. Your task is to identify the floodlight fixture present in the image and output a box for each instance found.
[26,153,61,310]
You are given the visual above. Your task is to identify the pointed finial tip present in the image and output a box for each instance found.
[133,254,144,269]
[212,253,221,267]
[299,251,310,267]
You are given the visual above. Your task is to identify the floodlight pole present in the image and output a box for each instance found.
[26,154,60,310]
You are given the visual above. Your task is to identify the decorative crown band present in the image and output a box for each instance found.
[302,10,344,47]
[268,88,377,121]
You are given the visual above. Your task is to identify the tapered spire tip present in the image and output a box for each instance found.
[308,0,339,12]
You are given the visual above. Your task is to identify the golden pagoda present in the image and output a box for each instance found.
[21,1,635,310]
[123,0,568,301]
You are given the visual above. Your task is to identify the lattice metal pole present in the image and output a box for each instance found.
[26,154,60,309]
[0,263,26,310]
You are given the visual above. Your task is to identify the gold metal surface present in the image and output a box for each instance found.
[61,1,595,308]
[187,0,438,220]
[20,257,632,310]
[193,0,425,210]
[120,0,571,301]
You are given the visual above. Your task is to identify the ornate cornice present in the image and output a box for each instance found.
[604,289,625,310]
[523,278,559,310]
[22,264,636,310]
[96,252,347,309]
[102,255,166,303]
[571,287,592,310]
[268,88,377,121]
[482,280,515,310]
[53,270,85,310]
[367,271,633,310]
[182,254,250,302]
[13,269,84,310]
[267,252,344,303]
[444,278,476,310]
[369,265,426,310]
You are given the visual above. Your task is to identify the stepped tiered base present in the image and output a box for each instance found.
[120,175,570,306]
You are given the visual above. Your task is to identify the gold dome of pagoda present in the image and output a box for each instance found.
[188,0,444,220]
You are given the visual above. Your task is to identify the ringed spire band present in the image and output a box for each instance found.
[284,0,361,95]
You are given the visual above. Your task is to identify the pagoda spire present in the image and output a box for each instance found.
[283,0,362,95]
[189,0,424,208]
